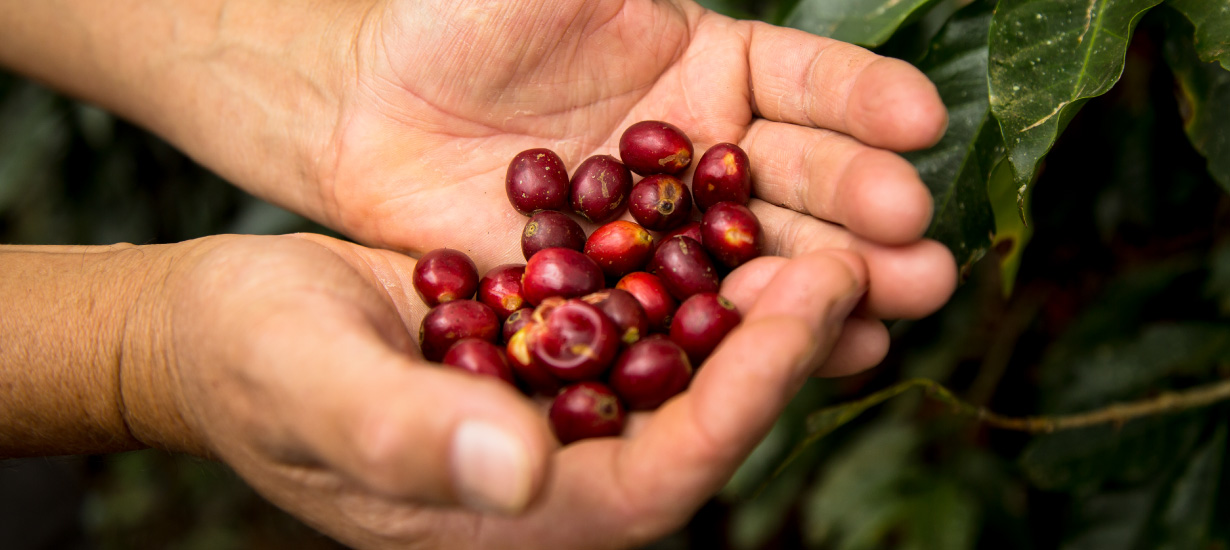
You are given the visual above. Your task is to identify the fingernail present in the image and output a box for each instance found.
[450,420,532,514]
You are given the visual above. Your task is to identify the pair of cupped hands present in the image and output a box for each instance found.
[129,1,955,548]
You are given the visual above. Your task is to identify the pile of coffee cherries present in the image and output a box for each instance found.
[413,121,763,444]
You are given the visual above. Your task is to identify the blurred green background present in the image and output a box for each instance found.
[2,1,1229,549]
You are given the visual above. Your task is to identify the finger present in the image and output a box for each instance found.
[749,200,957,319]
[740,119,933,244]
[743,21,947,151]
[813,315,889,377]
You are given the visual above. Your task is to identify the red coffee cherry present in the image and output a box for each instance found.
[584,220,655,279]
[525,299,620,381]
[700,202,764,268]
[412,248,479,307]
[522,211,586,260]
[628,174,692,232]
[570,154,633,223]
[619,120,694,176]
[651,236,720,300]
[549,381,626,444]
[582,288,650,346]
[522,248,605,305]
[692,143,752,211]
[669,293,742,365]
[502,307,533,343]
[442,339,515,385]
[419,300,500,362]
[506,148,570,215]
[615,271,678,332]
[656,221,702,251]
[506,327,562,396]
[609,336,693,410]
[478,264,527,320]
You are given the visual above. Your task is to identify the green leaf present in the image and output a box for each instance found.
[989,0,1164,192]
[1165,17,1230,193]
[1153,422,1225,550]
[903,0,997,276]
[987,156,1032,295]
[784,0,944,47]
[1170,0,1230,70]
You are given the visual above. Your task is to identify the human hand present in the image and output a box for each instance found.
[123,233,867,549]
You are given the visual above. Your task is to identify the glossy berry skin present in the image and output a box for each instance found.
[651,236,720,300]
[609,336,693,410]
[525,299,620,381]
[582,289,649,345]
[522,248,606,305]
[692,143,752,211]
[584,220,655,279]
[618,120,694,176]
[442,339,515,385]
[615,272,678,332]
[549,381,626,444]
[669,293,742,365]
[628,175,692,232]
[412,248,479,307]
[656,221,702,251]
[478,264,527,320]
[506,148,570,215]
[570,155,633,223]
[506,328,562,396]
[502,308,533,343]
[522,211,586,260]
[419,300,500,362]
[700,202,764,268]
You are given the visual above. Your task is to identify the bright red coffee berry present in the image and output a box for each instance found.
[570,155,633,224]
[700,202,763,268]
[525,299,620,381]
[506,328,562,396]
[628,175,692,231]
[657,221,702,251]
[442,339,515,385]
[506,148,570,215]
[419,300,500,362]
[502,307,533,343]
[522,210,586,260]
[669,293,742,365]
[412,248,479,307]
[582,288,650,345]
[615,272,678,332]
[584,220,655,279]
[609,336,693,410]
[651,236,720,300]
[619,121,694,176]
[692,143,752,211]
[549,381,626,444]
[522,248,605,305]
[478,264,527,320]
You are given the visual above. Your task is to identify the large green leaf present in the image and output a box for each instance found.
[989,0,1164,192]
[784,0,944,47]
[1170,0,1230,70]
[1153,422,1225,550]
[1165,19,1230,193]
[903,0,997,276]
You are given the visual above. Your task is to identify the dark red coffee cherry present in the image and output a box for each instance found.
[609,336,693,410]
[700,202,763,268]
[502,307,533,343]
[582,288,650,345]
[656,221,702,251]
[651,236,720,300]
[522,211,586,260]
[549,381,626,444]
[478,264,527,320]
[412,248,479,307]
[584,220,655,279]
[442,339,515,385]
[628,175,692,232]
[669,293,742,365]
[525,299,620,381]
[419,300,500,362]
[506,148,570,215]
[619,120,694,176]
[615,271,678,332]
[522,248,605,305]
[570,155,633,224]
[506,327,562,396]
[692,143,752,211]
